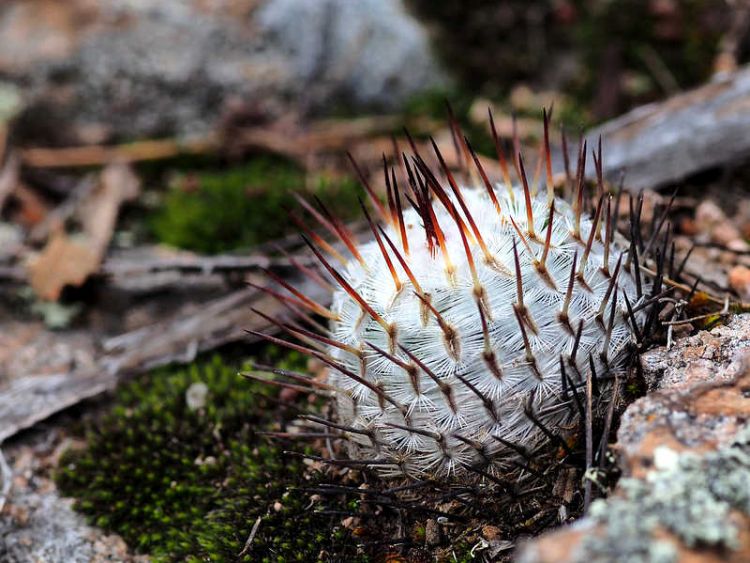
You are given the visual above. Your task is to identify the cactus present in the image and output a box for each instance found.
[252,110,663,485]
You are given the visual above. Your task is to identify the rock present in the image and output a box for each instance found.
[0,491,132,562]
[694,200,750,251]
[516,315,750,563]
[0,435,138,562]
[639,313,750,392]
[729,266,750,301]
[185,382,208,411]
[737,200,750,240]
[257,0,445,112]
[0,0,445,144]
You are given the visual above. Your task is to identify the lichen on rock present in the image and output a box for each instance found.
[517,317,750,563]
[582,426,750,562]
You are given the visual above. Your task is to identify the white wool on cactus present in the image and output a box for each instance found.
[323,183,647,481]
[250,113,661,486]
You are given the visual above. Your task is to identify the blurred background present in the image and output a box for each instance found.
[0,0,744,246]
[3,1,750,561]
[0,1,745,300]
[0,1,744,273]
[1,0,739,142]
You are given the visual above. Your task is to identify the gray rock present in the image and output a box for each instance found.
[0,435,136,563]
[0,491,130,562]
[0,0,445,143]
[258,0,446,112]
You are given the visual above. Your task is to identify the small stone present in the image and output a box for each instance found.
[678,216,699,236]
[185,382,208,411]
[728,239,750,253]
[729,266,750,301]
[695,200,727,230]
[712,223,743,247]
[341,516,359,529]
[695,200,745,247]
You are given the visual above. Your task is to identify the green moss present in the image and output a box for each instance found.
[56,354,366,562]
[149,156,360,253]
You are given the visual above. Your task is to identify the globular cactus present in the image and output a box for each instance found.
[253,111,659,485]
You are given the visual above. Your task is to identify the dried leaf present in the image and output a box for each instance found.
[27,231,99,301]
[79,162,140,257]
[26,162,141,301]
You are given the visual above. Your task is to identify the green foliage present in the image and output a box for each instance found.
[408,0,725,120]
[570,0,722,114]
[56,355,365,562]
[150,156,360,254]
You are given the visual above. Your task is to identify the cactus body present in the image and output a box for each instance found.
[326,184,645,481]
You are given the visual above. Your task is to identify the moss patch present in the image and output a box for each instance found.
[149,156,360,254]
[56,355,366,562]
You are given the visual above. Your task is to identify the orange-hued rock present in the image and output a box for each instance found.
[517,315,750,563]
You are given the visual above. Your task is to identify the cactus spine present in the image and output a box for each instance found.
[254,111,657,484]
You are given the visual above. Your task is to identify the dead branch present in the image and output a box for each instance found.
[18,115,438,170]
[0,275,328,444]
[572,64,750,190]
